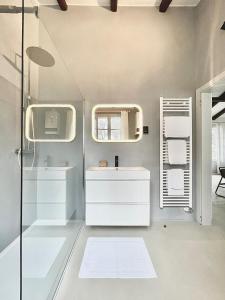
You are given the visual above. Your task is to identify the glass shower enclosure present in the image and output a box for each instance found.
[0,1,22,299]
[0,1,84,299]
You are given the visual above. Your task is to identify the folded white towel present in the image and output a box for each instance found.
[167,169,184,196]
[168,140,187,165]
[164,116,191,138]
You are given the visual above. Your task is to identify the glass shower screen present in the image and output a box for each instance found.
[22,2,84,300]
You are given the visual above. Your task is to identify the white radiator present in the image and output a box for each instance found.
[160,97,192,208]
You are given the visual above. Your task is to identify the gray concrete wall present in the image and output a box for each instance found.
[0,9,39,250]
[0,76,21,251]
[196,0,225,87]
[40,6,196,221]
[0,11,22,251]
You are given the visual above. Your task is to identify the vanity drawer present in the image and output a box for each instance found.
[37,181,66,203]
[37,204,66,219]
[23,180,37,203]
[86,180,150,204]
[86,204,150,226]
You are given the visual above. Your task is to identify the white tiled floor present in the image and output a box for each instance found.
[55,207,225,300]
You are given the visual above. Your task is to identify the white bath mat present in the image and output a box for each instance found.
[79,237,157,279]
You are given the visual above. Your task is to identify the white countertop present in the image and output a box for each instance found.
[86,166,150,180]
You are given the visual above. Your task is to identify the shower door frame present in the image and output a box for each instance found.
[20,0,25,299]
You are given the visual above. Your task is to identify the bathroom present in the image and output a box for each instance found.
[0,0,225,299]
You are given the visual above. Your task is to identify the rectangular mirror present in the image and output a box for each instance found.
[25,104,76,142]
[92,104,143,142]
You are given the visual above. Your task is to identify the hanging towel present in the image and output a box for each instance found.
[167,169,184,196]
[164,116,191,138]
[167,140,187,165]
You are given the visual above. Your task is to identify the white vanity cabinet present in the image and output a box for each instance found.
[36,167,76,223]
[85,167,150,226]
[23,167,76,225]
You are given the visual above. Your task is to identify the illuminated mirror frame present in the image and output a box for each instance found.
[25,104,76,143]
[92,104,143,143]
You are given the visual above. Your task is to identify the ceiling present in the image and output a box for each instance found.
[37,0,201,7]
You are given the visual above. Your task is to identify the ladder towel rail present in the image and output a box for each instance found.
[160,97,192,208]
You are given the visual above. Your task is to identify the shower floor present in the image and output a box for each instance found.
[0,220,83,300]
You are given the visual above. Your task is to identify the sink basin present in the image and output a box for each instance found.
[23,166,75,180]
[24,167,73,171]
[88,167,146,171]
[86,166,150,180]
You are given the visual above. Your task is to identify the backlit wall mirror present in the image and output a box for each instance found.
[25,104,76,142]
[92,104,143,142]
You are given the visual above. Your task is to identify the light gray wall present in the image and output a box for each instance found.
[40,6,196,221]
[4,0,224,250]
[0,9,40,247]
[0,12,22,251]
[0,76,21,251]
[196,0,225,87]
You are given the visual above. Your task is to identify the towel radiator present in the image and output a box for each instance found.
[160,97,192,208]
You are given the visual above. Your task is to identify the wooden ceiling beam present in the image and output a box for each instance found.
[213,91,225,101]
[212,91,225,107]
[212,101,219,107]
[57,0,68,11]
[111,0,118,12]
[159,0,173,13]
[212,108,225,121]
[212,99,225,107]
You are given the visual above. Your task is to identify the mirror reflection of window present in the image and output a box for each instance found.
[97,116,108,140]
[93,105,143,142]
[96,114,121,141]
[111,115,121,140]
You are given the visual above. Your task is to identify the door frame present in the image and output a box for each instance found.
[196,70,225,225]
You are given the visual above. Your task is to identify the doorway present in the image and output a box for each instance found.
[196,70,225,226]
[211,92,225,227]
